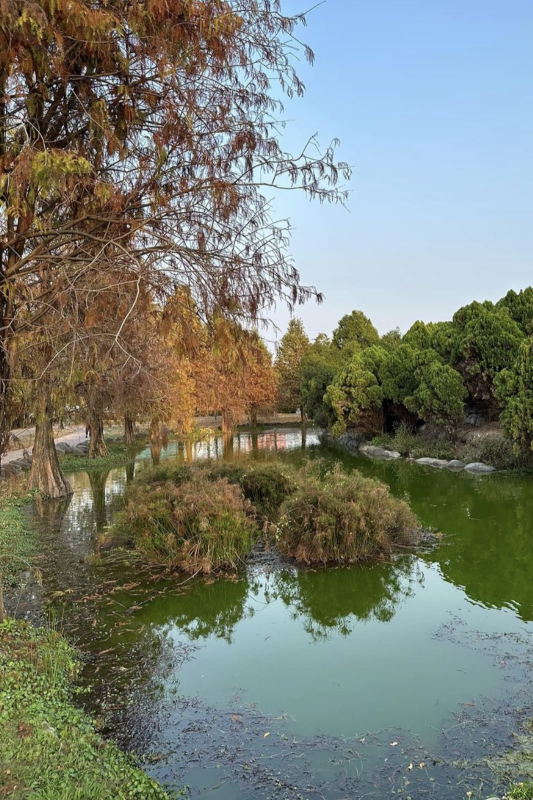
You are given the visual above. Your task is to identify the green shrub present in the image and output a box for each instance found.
[371,423,454,459]
[462,434,519,470]
[119,474,258,573]
[207,462,296,516]
[276,466,419,565]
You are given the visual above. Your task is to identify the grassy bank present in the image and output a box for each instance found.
[59,440,143,474]
[0,619,178,799]
[0,477,35,588]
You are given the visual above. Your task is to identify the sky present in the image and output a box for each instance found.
[267,0,533,345]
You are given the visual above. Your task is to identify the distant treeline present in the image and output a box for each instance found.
[275,288,533,455]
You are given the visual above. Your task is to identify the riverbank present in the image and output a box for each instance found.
[0,619,177,799]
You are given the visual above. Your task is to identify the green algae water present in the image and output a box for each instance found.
[19,430,533,799]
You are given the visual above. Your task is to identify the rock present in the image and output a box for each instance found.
[2,463,22,477]
[415,457,449,468]
[465,412,484,427]
[464,462,497,474]
[338,431,366,455]
[10,458,31,471]
[446,459,466,470]
[359,445,401,460]
[55,442,75,453]
[74,442,89,454]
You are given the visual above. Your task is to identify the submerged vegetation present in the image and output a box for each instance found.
[0,619,176,799]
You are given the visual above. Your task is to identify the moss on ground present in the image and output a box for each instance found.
[0,619,179,799]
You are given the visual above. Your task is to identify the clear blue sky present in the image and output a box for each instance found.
[269,0,533,344]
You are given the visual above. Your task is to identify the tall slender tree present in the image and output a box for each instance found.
[275,319,310,419]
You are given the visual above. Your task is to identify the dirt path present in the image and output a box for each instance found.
[3,425,88,465]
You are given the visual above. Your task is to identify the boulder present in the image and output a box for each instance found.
[2,463,22,477]
[74,442,89,454]
[446,459,466,470]
[9,458,31,471]
[415,457,449,469]
[338,431,366,455]
[55,442,75,454]
[359,445,401,460]
[464,462,497,474]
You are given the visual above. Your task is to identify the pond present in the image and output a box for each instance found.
[18,429,533,799]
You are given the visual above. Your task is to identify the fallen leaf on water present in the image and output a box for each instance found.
[419,762,426,768]
[390,741,398,747]
[408,763,413,770]
[231,715,243,725]
[263,732,270,738]
[359,737,366,744]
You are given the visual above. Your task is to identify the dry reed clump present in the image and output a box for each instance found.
[205,462,296,517]
[119,474,258,574]
[276,465,420,565]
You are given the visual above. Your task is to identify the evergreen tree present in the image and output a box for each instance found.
[275,319,310,418]
[495,339,533,457]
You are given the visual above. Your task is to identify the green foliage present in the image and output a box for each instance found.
[324,354,384,436]
[505,783,533,800]
[498,288,533,334]
[275,318,310,413]
[300,335,346,427]
[0,619,177,800]
[406,361,466,437]
[332,310,380,351]
[403,321,458,362]
[119,473,258,573]
[276,466,419,565]
[451,304,524,408]
[380,328,402,352]
[496,339,533,456]
[378,345,419,404]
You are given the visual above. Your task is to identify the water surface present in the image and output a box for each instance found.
[19,429,533,799]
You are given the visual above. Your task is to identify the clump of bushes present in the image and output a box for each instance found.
[119,474,258,573]
[276,466,419,566]
[371,423,454,460]
[461,433,521,470]
[206,462,296,516]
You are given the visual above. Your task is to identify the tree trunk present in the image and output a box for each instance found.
[250,407,258,429]
[124,414,135,446]
[222,410,234,434]
[29,396,72,498]
[88,414,109,458]
[300,407,306,424]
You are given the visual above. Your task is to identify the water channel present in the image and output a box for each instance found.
[14,428,533,799]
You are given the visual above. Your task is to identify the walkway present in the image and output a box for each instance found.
[2,425,88,465]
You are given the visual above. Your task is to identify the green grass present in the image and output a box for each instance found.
[506,784,533,800]
[0,478,36,585]
[0,618,180,799]
[59,441,142,473]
